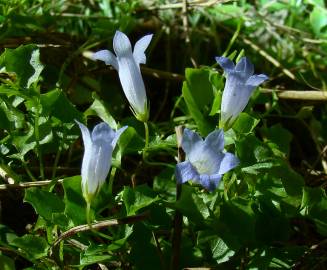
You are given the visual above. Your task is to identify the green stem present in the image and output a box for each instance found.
[108,167,117,195]
[34,106,44,180]
[143,121,149,160]
[51,148,62,180]
[86,201,92,228]
[86,200,113,240]
[23,162,36,181]
[52,131,66,180]
[223,21,242,57]
[144,121,149,149]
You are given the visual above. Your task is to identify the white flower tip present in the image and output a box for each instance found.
[215,56,235,72]
[82,51,94,60]
[133,33,153,65]
[113,31,132,56]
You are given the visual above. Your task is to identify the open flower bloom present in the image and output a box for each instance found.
[175,128,239,191]
[76,121,127,203]
[216,56,268,130]
[92,31,153,122]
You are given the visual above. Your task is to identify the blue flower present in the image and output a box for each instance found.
[216,56,268,130]
[92,31,153,122]
[76,121,127,203]
[175,128,239,191]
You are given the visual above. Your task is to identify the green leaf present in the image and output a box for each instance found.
[24,188,65,222]
[11,123,36,160]
[232,112,260,134]
[241,161,281,175]
[129,223,161,270]
[271,165,304,197]
[254,197,290,244]
[301,187,327,236]
[310,6,327,36]
[80,244,114,265]
[261,124,293,155]
[0,224,17,246]
[122,185,160,215]
[0,100,11,131]
[40,89,83,123]
[0,95,25,130]
[62,176,86,225]
[182,68,216,136]
[0,44,44,88]
[211,238,235,264]
[208,70,223,116]
[0,255,15,270]
[173,185,209,224]
[10,234,49,260]
[85,93,117,129]
[220,198,256,244]
[107,225,133,251]
[236,134,272,165]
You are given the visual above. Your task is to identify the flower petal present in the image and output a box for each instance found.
[175,161,199,184]
[204,129,224,153]
[133,34,153,65]
[188,142,223,175]
[76,120,91,150]
[220,72,246,128]
[198,174,222,191]
[91,122,115,144]
[86,139,113,195]
[181,128,203,155]
[111,126,128,149]
[113,31,132,57]
[218,152,239,175]
[246,74,268,87]
[92,50,118,70]
[117,56,148,118]
[235,57,254,78]
[76,121,93,197]
[215,56,235,73]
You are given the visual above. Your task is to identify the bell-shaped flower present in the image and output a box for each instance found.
[216,56,268,130]
[175,128,239,191]
[76,121,127,203]
[92,31,153,122]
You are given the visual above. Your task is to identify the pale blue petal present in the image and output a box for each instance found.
[235,57,254,78]
[113,31,132,57]
[91,122,115,144]
[92,50,118,70]
[118,57,147,117]
[85,141,113,195]
[133,34,153,65]
[204,129,224,153]
[246,74,268,87]
[218,152,239,175]
[175,161,199,184]
[76,120,91,150]
[111,126,128,149]
[188,143,222,175]
[220,73,245,126]
[181,128,202,155]
[215,56,235,73]
[198,174,222,191]
[76,121,93,196]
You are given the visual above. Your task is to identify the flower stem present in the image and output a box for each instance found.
[171,126,185,270]
[86,200,113,240]
[108,167,117,195]
[34,105,44,180]
[144,121,149,149]
[86,201,92,228]
[143,121,149,160]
